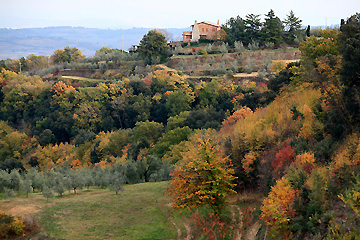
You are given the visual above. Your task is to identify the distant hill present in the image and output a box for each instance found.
[0,26,190,59]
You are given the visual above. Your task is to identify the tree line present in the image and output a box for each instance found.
[222,10,306,47]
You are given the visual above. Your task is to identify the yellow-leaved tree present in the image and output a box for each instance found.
[166,130,236,213]
[261,177,298,239]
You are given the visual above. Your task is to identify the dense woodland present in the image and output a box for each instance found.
[0,11,360,240]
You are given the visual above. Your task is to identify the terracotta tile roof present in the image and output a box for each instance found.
[200,21,221,27]
[191,21,221,28]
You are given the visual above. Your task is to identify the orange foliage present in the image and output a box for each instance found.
[295,151,316,174]
[261,177,297,239]
[272,145,295,176]
[32,142,75,170]
[220,107,252,134]
[95,160,107,169]
[242,151,257,176]
[51,81,75,96]
[70,159,83,170]
[141,77,152,88]
[166,130,236,213]
[352,142,360,166]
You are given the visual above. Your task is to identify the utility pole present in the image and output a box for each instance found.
[325,17,327,28]
[122,36,124,52]
[19,61,21,74]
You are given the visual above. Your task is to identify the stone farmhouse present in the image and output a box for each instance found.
[182,20,221,43]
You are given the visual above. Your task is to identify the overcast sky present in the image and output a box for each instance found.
[1,0,358,29]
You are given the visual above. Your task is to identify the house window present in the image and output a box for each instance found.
[206,28,208,32]
[212,28,215,32]
[202,28,204,32]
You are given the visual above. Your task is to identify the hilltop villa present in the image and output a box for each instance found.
[182,20,221,43]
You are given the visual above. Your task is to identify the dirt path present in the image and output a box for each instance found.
[183,221,192,240]
[230,205,242,240]
[156,64,178,73]
[169,219,182,240]
[246,221,261,240]
[0,193,44,217]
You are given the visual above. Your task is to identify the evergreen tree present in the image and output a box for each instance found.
[245,13,262,44]
[222,16,246,46]
[306,25,311,37]
[283,10,303,44]
[339,13,360,126]
[340,13,360,89]
[262,9,284,45]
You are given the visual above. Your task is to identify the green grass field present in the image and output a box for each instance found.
[0,182,180,240]
[37,182,177,240]
[0,181,263,239]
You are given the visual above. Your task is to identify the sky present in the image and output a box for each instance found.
[0,0,358,29]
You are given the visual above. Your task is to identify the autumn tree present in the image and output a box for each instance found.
[25,54,49,72]
[261,177,298,239]
[50,46,85,63]
[166,130,236,213]
[138,30,169,65]
[272,145,295,177]
[299,29,340,65]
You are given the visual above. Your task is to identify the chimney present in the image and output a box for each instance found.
[217,20,219,25]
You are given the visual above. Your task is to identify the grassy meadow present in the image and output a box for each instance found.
[0,182,179,239]
[0,181,263,239]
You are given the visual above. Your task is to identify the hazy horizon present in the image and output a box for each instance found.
[1,0,358,30]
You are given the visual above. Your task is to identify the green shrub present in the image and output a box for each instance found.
[219,42,229,53]
[244,58,256,73]
[248,40,260,51]
[199,39,213,44]
[265,42,275,49]
[198,49,208,56]
[234,41,246,52]
[4,188,16,199]
[205,43,214,53]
